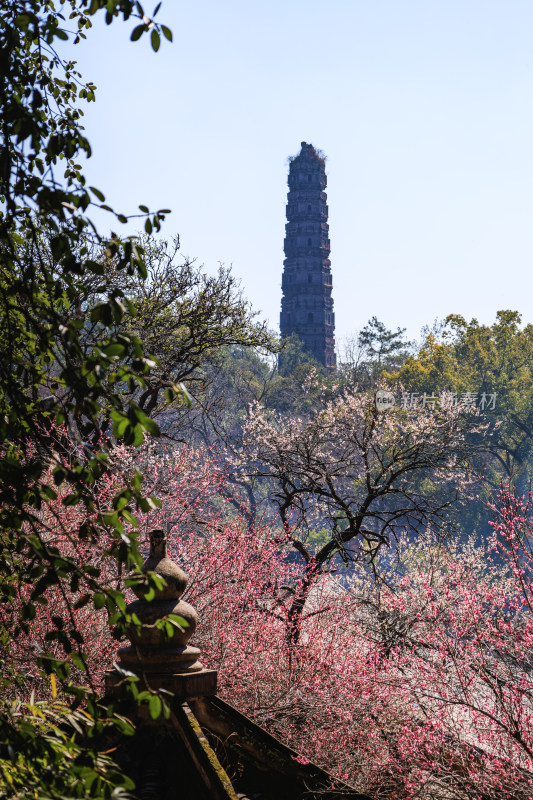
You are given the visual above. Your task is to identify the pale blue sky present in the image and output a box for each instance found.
[71,1,533,347]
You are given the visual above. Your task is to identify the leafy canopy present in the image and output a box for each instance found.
[389,311,533,481]
[0,1,186,795]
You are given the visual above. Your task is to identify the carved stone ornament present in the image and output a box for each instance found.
[110,529,217,698]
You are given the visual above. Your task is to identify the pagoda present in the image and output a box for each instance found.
[280,142,336,370]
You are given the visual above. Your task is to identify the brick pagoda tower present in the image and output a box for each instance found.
[280,142,336,370]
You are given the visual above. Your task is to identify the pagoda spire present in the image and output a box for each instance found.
[280,142,336,370]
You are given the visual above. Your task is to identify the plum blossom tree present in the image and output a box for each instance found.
[239,387,485,644]
[161,456,533,798]
[1,440,225,698]
[11,438,533,799]
[183,488,533,799]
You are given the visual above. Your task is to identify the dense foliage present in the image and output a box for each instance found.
[388,311,533,483]
[0,1,267,795]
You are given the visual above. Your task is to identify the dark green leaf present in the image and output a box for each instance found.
[89,186,105,201]
[130,24,145,41]
[148,695,162,719]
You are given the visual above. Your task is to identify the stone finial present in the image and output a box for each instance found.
[112,530,217,698]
